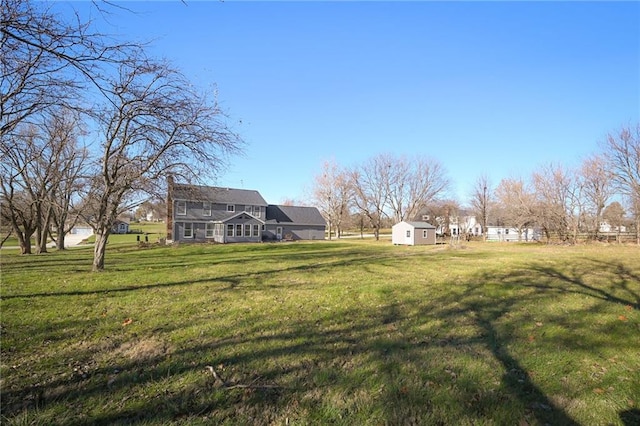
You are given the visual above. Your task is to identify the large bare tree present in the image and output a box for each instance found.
[312,159,350,239]
[469,174,493,241]
[1,0,134,137]
[386,155,450,223]
[603,124,640,243]
[579,154,612,239]
[495,177,535,241]
[532,163,584,243]
[84,59,241,271]
[349,154,392,241]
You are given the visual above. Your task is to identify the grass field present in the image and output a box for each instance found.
[1,240,639,425]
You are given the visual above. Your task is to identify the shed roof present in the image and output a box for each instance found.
[401,221,436,229]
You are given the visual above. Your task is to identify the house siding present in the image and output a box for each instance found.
[263,225,325,241]
[167,179,325,244]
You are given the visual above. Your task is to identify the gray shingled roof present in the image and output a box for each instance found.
[172,184,267,206]
[266,205,327,226]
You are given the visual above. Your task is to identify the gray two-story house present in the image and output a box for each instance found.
[166,177,326,243]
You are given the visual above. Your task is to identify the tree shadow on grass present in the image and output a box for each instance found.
[2,248,638,424]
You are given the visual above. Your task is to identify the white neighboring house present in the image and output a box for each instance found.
[599,222,626,233]
[392,221,437,245]
[422,213,483,237]
[485,226,541,242]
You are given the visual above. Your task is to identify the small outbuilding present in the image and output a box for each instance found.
[392,221,437,246]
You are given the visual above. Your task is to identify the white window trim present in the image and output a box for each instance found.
[226,224,234,237]
[176,200,187,216]
[205,223,214,238]
[227,204,235,212]
[203,202,212,216]
[183,222,194,239]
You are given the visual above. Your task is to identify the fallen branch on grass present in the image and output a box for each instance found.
[205,365,283,390]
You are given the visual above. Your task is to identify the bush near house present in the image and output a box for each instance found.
[1,241,638,425]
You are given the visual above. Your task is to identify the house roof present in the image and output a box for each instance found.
[402,221,436,229]
[172,184,268,206]
[265,205,327,226]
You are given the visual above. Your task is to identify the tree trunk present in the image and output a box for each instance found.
[19,234,32,255]
[92,231,109,271]
[35,224,48,254]
[56,233,66,250]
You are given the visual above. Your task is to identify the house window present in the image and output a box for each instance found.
[227,224,234,237]
[261,224,266,231]
[406,230,411,238]
[505,228,510,234]
[423,230,428,238]
[227,204,235,212]
[184,223,193,238]
[205,223,214,238]
[253,224,259,237]
[244,205,251,213]
[253,206,262,218]
[245,224,251,237]
[176,201,186,216]
[203,202,211,216]
[236,224,243,237]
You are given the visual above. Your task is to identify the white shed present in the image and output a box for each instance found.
[392,221,437,245]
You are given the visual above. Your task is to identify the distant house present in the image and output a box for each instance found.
[392,221,436,245]
[112,219,129,234]
[485,226,540,242]
[599,221,627,233]
[166,177,326,243]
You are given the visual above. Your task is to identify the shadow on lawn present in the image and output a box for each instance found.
[1,248,402,300]
[2,249,638,424]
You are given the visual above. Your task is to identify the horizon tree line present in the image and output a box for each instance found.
[312,124,640,244]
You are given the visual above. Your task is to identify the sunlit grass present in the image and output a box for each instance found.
[1,240,639,425]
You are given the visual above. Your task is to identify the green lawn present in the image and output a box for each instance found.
[1,241,638,425]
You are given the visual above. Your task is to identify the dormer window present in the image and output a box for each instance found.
[227,204,235,212]
[176,201,186,215]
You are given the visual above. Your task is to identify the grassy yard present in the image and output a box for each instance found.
[1,240,639,425]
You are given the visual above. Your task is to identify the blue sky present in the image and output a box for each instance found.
[60,1,639,205]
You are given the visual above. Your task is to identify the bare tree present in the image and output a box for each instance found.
[495,177,535,241]
[469,174,492,241]
[45,111,89,250]
[1,0,135,137]
[312,159,350,239]
[0,126,40,254]
[349,154,392,241]
[603,124,640,244]
[603,201,626,243]
[531,163,582,242]
[0,110,87,253]
[84,59,241,271]
[386,155,450,223]
[579,154,612,239]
